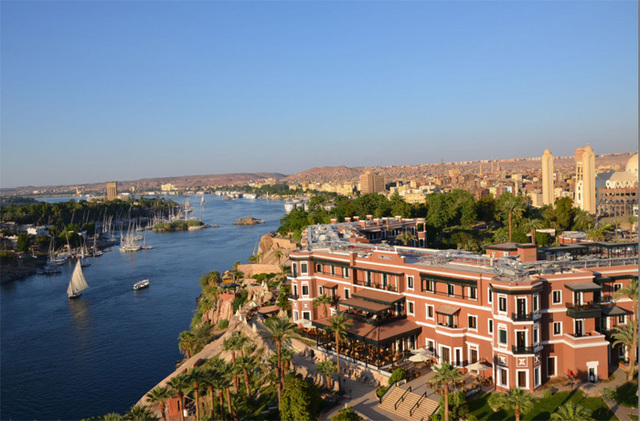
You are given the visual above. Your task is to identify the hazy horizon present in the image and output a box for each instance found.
[2,1,637,189]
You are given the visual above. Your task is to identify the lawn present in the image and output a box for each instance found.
[468,389,617,421]
[616,381,639,408]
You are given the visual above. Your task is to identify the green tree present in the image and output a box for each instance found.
[492,388,535,421]
[497,193,526,242]
[167,374,191,421]
[572,208,596,231]
[519,218,542,244]
[316,360,338,389]
[178,331,195,359]
[259,315,302,410]
[612,320,637,382]
[329,312,353,391]
[431,362,463,421]
[236,353,257,396]
[313,294,333,318]
[331,406,363,421]
[555,197,574,230]
[188,366,205,421]
[124,405,157,421]
[103,413,123,421]
[280,374,321,421]
[476,195,497,223]
[549,401,594,421]
[396,230,417,246]
[16,233,31,253]
[146,386,171,421]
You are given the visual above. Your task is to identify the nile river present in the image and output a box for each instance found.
[1,195,285,420]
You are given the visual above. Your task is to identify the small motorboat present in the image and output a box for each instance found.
[133,279,150,290]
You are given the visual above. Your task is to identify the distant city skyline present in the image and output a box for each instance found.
[1,1,637,188]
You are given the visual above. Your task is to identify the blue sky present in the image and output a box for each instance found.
[1,1,637,188]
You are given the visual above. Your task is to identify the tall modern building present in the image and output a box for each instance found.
[541,149,554,206]
[106,181,118,201]
[360,171,386,194]
[574,146,596,214]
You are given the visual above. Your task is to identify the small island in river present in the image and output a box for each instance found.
[152,220,214,232]
[233,216,265,225]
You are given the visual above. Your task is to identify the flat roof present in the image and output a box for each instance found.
[339,297,392,313]
[352,289,403,304]
[312,316,422,345]
[258,305,281,315]
[565,282,602,292]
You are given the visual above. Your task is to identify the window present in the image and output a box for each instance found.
[302,311,311,320]
[498,296,507,312]
[516,370,528,389]
[293,285,298,297]
[425,279,434,292]
[455,348,462,367]
[533,294,540,312]
[534,366,541,387]
[618,314,626,324]
[552,290,561,304]
[330,265,335,276]
[447,284,455,296]
[343,267,349,278]
[614,283,622,292]
[488,288,493,303]
[293,311,299,322]
[318,286,324,295]
[488,319,494,334]
[553,322,562,336]
[426,304,434,320]
[366,271,372,286]
[547,357,556,377]
[618,345,625,358]
[533,325,539,345]
[468,315,478,330]
[316,264,322,273]
[499,328,508,345]
[292,263,298,277]
[407,275,414,290]
[302,284,309,296]
[344,288,350,299]
[407,301,415,315]
[301,263,308,274]
[497,367,509,388]
[382,274,389,288]
[469,287,477,300]
[426,339,435,352]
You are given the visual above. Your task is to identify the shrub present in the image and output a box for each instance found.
[218,319,229,330]
[331,406,363,421]
[376,386,389,399]
[388,368,407,386]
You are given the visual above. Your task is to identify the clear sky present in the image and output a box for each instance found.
[1,1,637,188]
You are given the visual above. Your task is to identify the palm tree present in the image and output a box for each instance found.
[396,230,417,246]
[316,360,338,389]
[313,294,333,318]
[178,330,195,359]
[167,373,190,421]
[431,362,463,421]
[497,388,535,421]
[274,250,283,265]
[550,401,594,421]
[259,315,301,410]
[236,354,257,396]
[519,217,542,244]
[586,226,607,241]
[103,413,123,421]
[188,366,205,421]
[573,208,595,231]
[207,368,229,421]
[614,276,638,381]
[124,405,157,421]
[329,312,353,391]
[612,320,637,381]
[146,386,171,421]
[499,193,526,242]
[223,331,249,390]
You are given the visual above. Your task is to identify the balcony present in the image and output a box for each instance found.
[511,312,534,322]
[353,279,398,292]
[566,302,602,318]
[289,294,299,300]
[512,345,535,354]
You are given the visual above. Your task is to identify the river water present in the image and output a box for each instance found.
[1,195,285,420]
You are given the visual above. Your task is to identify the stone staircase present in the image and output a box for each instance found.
[379,385,440,421]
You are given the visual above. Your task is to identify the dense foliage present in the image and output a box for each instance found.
[279,374,322,421]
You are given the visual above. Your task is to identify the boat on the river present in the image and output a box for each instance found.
[67,261,90,299]
[133,279,150,290]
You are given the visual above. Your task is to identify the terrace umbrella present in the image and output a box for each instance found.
[465,361,490,373]
[410,347,433,356]
[409,353,431,363]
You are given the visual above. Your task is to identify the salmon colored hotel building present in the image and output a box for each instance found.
[288,218,638,392]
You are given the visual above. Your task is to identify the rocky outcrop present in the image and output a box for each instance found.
[256,233,297,266]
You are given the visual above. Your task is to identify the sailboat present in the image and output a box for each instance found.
[67,261,90,299]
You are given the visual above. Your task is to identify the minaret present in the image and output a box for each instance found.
[542,149,554,205]
[582,145,596,214]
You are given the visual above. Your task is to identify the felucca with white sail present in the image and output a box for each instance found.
[67,261,90,299]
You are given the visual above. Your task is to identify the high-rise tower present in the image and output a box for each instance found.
[541,149,554,206]
[574,146,596,214]
[106,181,118,201]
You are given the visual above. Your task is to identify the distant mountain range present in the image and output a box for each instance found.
[1,152,635,196]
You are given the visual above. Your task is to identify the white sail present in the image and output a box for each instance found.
[67,261,90,297]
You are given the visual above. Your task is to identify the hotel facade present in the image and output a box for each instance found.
[288,219,638,392]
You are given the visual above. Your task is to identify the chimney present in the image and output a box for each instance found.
[353,216,360,222]
[345,217,352,223]
[330,218,337,224]
[366,215,373,221]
